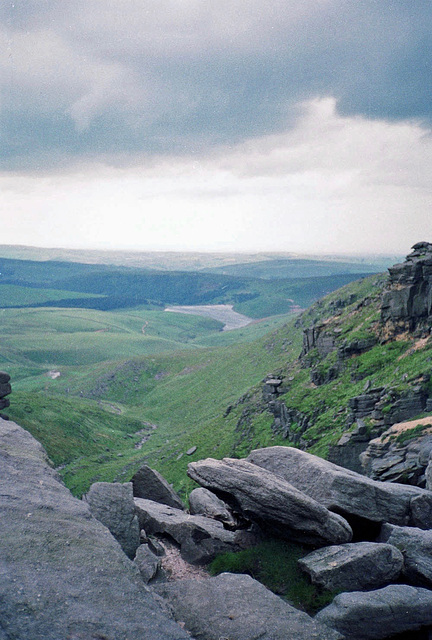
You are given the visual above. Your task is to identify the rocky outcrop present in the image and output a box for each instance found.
[188,457,353,546]
[84,481,140,559]
[0,420,190,640]
[267,399,310,443]
[131,464,185,509]
[379,523,432,587]
[247,446,432,528]
[360,418,432,484]
[315,584,432,640]
[298,542,403,592]
[134,497,251,564]
[0,370,11,418]
[302,324,337,358]
[156,573,343,640]
[381,241,432,335]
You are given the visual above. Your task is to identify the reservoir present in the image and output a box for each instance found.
[165,304,254,331]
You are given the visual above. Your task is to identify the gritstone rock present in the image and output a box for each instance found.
[131,464,185,510]
[134,543,161,583]
[0,420,190,640]
[84,481,140,559]
[188,487,237,528]
[315,584,432,640]
[298,542,403,592]
[134,497,247,564]
[378,523,432,587]
[247,446,432,528]
[155,572,343,640]
[187,457,352,546]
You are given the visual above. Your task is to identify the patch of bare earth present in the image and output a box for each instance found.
[159,540,209,582]
[398,336,430,360]
[379,416,432,444]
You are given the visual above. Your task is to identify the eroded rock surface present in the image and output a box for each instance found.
[188,487,237,527]
[84,481,140,559]
[0,420,189,640]
[188,457,352,546]
[156,572,343,640]
[298,542,403,592]
[247,446,432,528]
[379,523,432,587]
[134,497,246,564]
[315,584,432,640]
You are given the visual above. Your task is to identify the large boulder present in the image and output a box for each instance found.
[188,487,237,528]
[84,481,140,559]
[0,420,190,640]
[155,572,343,640]
[134,497,247,564]
[247,446,432,528]
[298,542,403,592]
[187,457,352,546]
[378,523,432,587]
[315,584,432,640]
[131,464,184,509]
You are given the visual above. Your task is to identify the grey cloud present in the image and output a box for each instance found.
[2,1,431,172]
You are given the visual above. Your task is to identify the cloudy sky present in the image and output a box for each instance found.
[1,1,431,254]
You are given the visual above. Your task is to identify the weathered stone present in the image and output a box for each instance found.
[186,446,197,455]
[379,523,432,587]
[298,542,403,592]
[315,584,432,640]
[188,457,352,546]
[189,487,237,528]
[84,481,140,559]
[131,464,185,510]
[134,543,161,583]
[134,497,246,564]
[0,381,11,397]
[247,446,432,528]
[0,420,190,640]
[156,573,343,640]
[0,371,10,383]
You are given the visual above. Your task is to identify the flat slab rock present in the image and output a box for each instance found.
[0,420,189,640]
[155,572,343,640]
[188,457,352,546]
[134,497,247,564]
[247,446,432,528]
[298,542,403,592]
[315,584,432,640]
[379,523,432,587]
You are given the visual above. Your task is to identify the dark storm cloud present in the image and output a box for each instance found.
[2,0,431,172]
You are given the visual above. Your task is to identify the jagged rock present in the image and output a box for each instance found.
[328,421,371,474]
[156,572,343,640]
[302,324,337,358]
[84,481,140,559]
[381,242,432,335]
[134,497,247,564]
[315,584,432,640]
[189,487,237,528]
[360,418,432,485]
[378,523,432,587]
[338,336,377,359]
[247,446,432,528]
[134,543,161,583]
[187,457,352,546]
[298,542,403,592]
[131,464,185,510]
[268,400,310,443]
[0,420,190,640]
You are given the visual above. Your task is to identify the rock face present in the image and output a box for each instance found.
[188,457,352,546]
[0,370,11,418]
[131,464,185,509]
[134,497,246,564]
[381,241,432,335]
[188,487,237,528]
[84,481,140,559]
[0,420,189,640]
[379,523,432,587]
[315,584,432,640]
[247,446,432,528]
[298,542,403,592]
[156,572,343,640]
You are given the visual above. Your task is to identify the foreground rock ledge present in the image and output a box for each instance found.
[156,572,343,640]
[188,457,352,546]
[0,420,189,640]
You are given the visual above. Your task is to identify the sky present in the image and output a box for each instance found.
[1,1,432,255]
